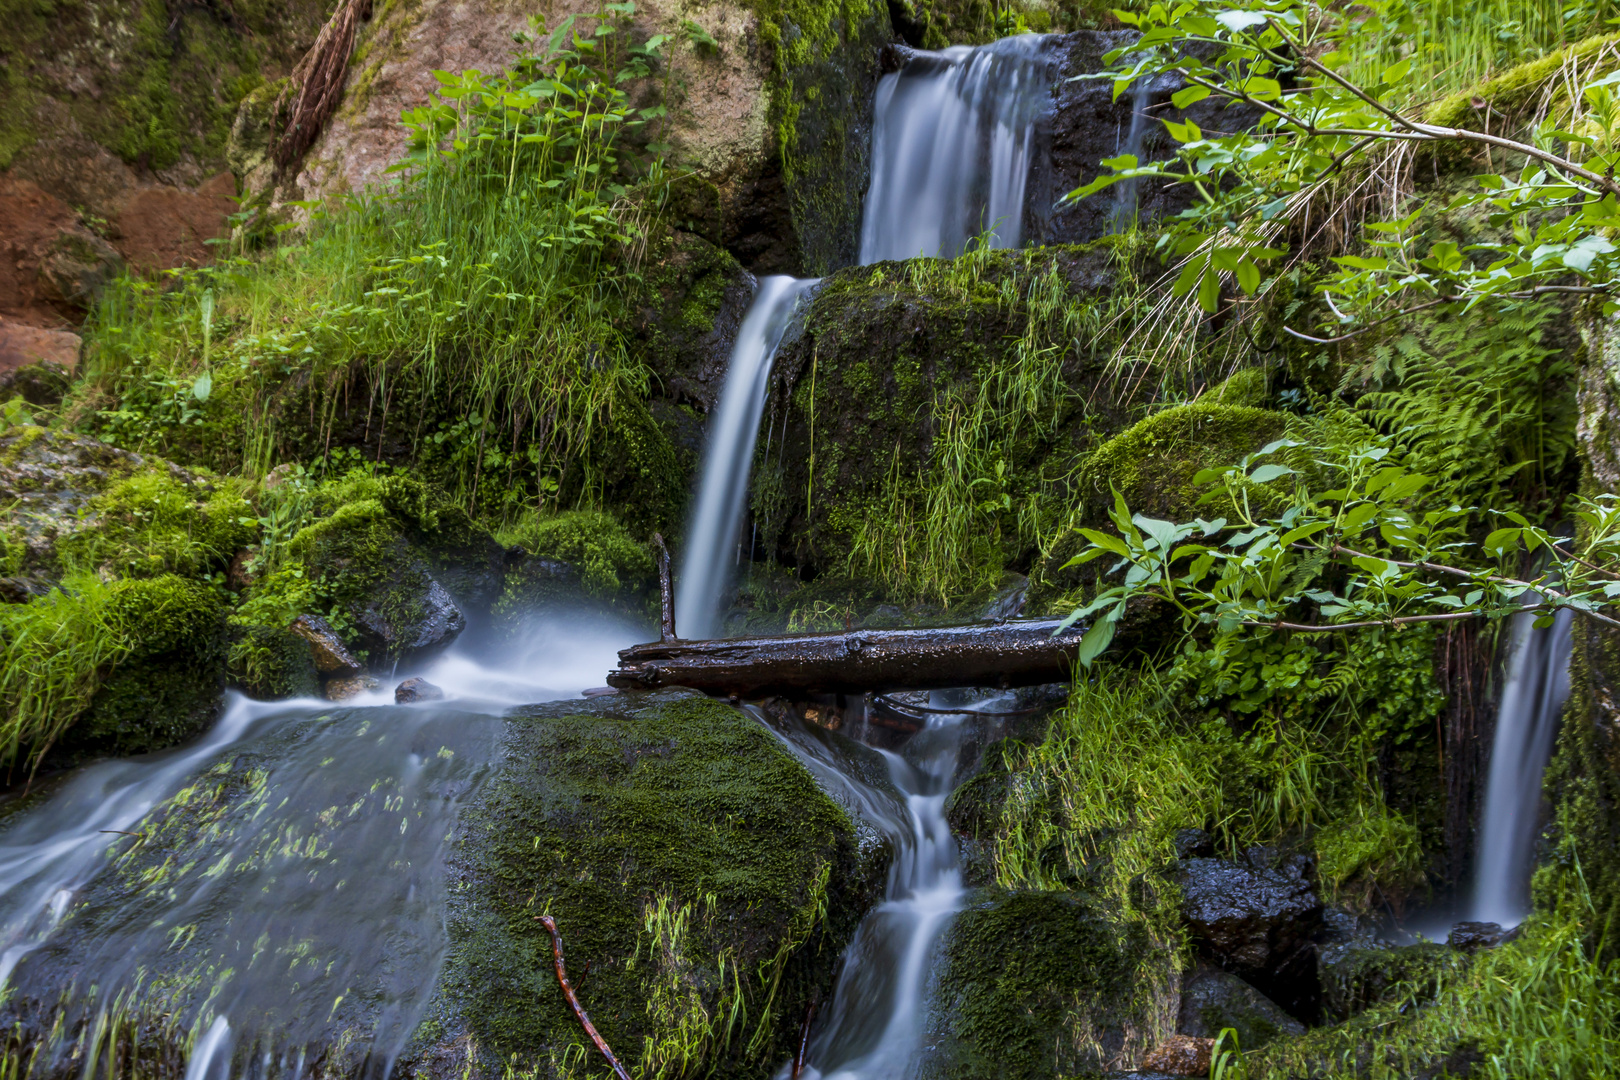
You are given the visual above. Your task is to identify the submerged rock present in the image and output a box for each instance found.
[394,677,444,704]
[1177,965,1305,1048]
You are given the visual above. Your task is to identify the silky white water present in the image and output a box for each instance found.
[1471,605,1575,927]
[0,612,641,1077]
[861,35,1051,262]
[675,275,819,640]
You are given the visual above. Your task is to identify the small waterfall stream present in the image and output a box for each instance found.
[1471,606,1575,927]
[678,35,1053,629]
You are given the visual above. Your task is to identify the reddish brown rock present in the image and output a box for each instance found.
[289,613,364,674]
[0,319,81,375]
[1141,1035,1215,1076]
[324,674,380,701]
[112,173,238,273]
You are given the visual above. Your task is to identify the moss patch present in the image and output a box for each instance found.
[415,690,885,1078]
[921,888,1167,1079]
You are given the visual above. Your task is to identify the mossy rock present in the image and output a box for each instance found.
[759,243,1134,590]
[50,575,228,766]
[496,509,656,625]
[1026,402,1290,615]
[1318,941,1465,1024]
[919,887,1166,1079]
[407,690,888,1079]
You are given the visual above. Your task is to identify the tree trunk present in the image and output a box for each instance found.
[607,620,1082,696]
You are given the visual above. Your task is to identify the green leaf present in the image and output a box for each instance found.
[1172,84,1210,109]
[1235,259,1261,294]
[1483,527,1522,557]
[1076,617,1118,667]
[1248,463,1294,483]
[1197,266,1221,313]
[1076,528,1132,557]
[192,372,212,402]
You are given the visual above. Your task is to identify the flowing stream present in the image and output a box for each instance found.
[1471,605,1575,927]
[0,614,638,1077]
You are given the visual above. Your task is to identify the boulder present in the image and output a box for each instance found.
[1447,920,1521,953]
[399,690,889,1076]
[919,888,1172,1079]
[394,677,445,704]
[1177,965,1305,1049]
[1175,850,1324,1020]
[1318,941,1461,1022]
[353,576,466,661]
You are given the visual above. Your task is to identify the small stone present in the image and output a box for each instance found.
[289,613,363,674]
[395,677,445,704]
[324,675,379,702]
[1449,921,1521,952]
[1142,1035,1215,1076]
[581,686,618,698]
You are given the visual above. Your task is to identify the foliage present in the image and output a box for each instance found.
[1060,430,1620,666]
[1245,864,1620,1079]
[79,10,670,518]
[991,664,1425,928]
[1068,0,1620,333]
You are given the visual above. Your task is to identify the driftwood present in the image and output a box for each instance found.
[537,915,632,1080]
[273,0,372,171]
[607,619,1082,696]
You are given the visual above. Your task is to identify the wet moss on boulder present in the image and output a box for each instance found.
[920,887,1164,1079]
[412,689,887,1079]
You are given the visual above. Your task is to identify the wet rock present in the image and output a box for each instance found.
[354,576,466,660]
[1319,941,1461,1022]
[1448,920,1522,952]
[1142,1035,1215,1076]
[0,358,74,409]
[401,690,886,1077]
[288,613,363,674]
[1177,965,1305,1048]
[324,675,379,702]
[394,677,444,704]
[1175,828,1215,859]
[41,228,124,309]
[1026,32,1263,247]
[1176,850,1324,1019]
[919,888,1173,1079]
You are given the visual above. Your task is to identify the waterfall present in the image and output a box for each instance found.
[860,35,1052,263]
[1470,606,1574,927]
[676,276,819,640]
[676,36,1052,632]
[755,698,997,1080]
[1108,77,1153,230]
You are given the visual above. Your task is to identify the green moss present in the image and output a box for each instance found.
[1427,33,1620,132]
[923,888,1168,1079]
[60,470,256,580]
[1319,942,1464,1023]
[55,575,228,764]
[421,691,881,1078]
[500,510,653,596]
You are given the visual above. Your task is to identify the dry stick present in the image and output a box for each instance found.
[791,999,817,1079]
[537,915,633,1080]
[653,532,677,642]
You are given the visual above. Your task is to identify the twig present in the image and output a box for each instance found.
[791,999,817,1079]
[537,915,632,1080]
[1244,612,1485,631]
[1554,543,1620,581]
[653,532,677,642]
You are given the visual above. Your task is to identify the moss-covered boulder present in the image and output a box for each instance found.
[495,510,657,627]
[757,243,1135,597]
[406,689,888,1078]
[919,888,1169,1079]
[1318,941,1464,1023]
[1027,402,1291,615]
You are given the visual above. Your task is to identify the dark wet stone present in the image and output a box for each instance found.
[1174,828,1214,859]
[1176,850,1323,1019]
[394,677,445,704]
[1448,920,1522,952]
[1178,965,1305,1049]
[353,576,467,662]
[289,613,362,674]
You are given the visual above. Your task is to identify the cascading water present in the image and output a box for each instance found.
[677,37,1052,630]
[1107,78,1154,230]
[754,698,994,1080]
[1470,605,1575,927]
[0,613,639,1077]
[860,36,1051,263]
[675,275,819,640]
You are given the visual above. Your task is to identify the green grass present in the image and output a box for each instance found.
[76,13,669,520]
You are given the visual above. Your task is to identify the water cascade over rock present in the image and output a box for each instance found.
[1471,606,1575,927]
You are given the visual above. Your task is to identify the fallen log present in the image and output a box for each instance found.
[607,618,1083,697]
